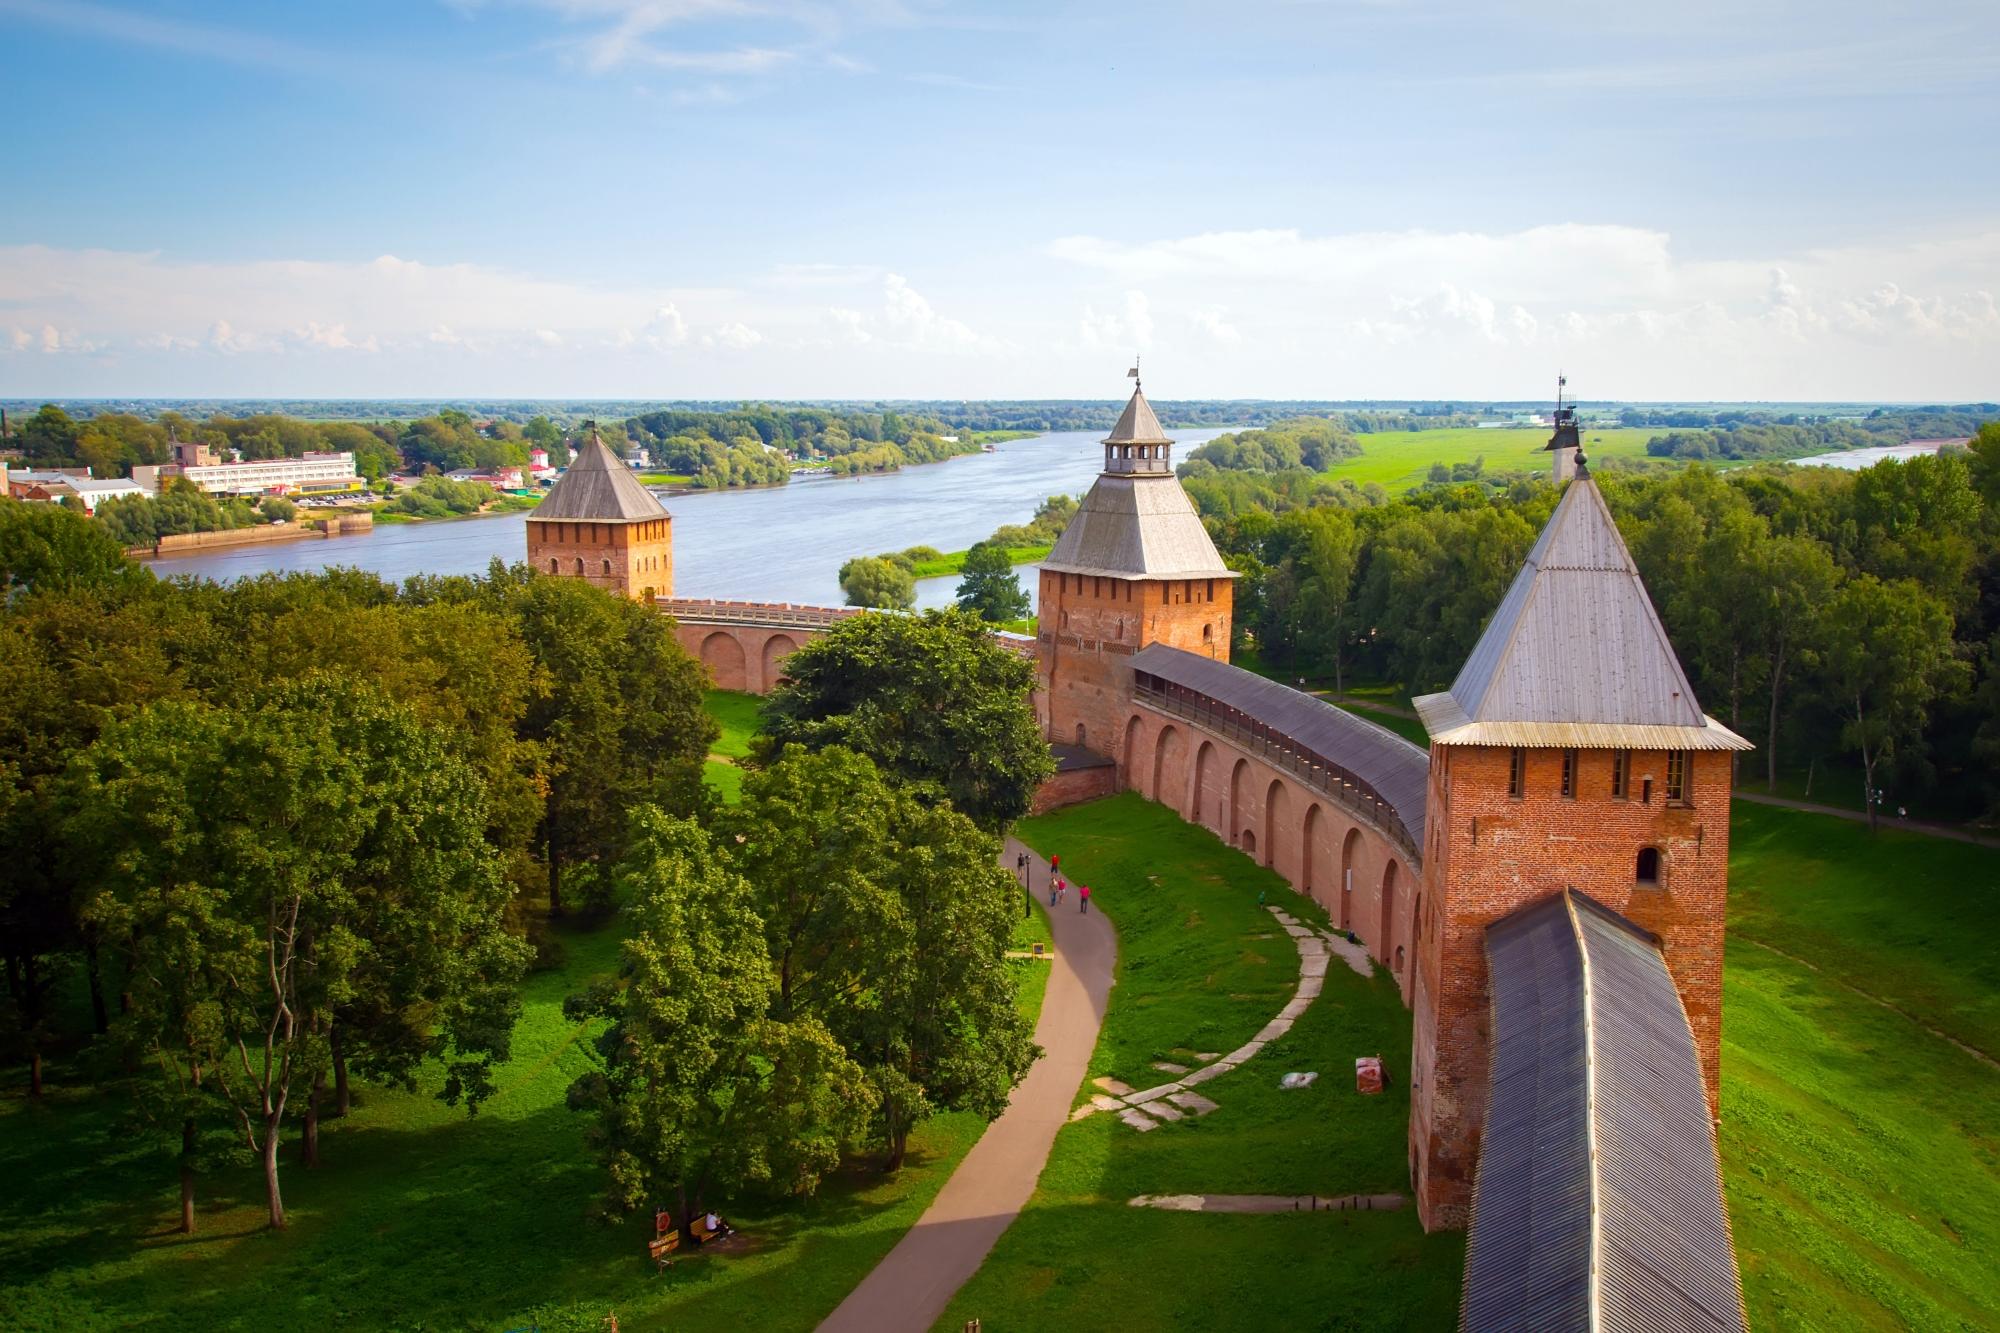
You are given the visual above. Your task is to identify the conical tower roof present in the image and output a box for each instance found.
[1413,478,1750,750]
[530,430,669,523]
[1104,384,1171,445]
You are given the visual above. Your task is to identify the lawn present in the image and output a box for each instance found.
[0,918,1012,1332]
[940,793,1464,1330]
[1721,802,2000,1329]
[901,543,1052,580]
[1324,426,1670,491]
[702,688,760,803]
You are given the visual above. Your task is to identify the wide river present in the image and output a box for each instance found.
[146,428,1238,612]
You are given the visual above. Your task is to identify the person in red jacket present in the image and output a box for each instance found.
[1079,883,1091,914]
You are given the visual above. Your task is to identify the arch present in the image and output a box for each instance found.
[1303,804,1328,905]
[1122,714,1146,788]
[1229,757,1252,848]
[1339,828,1361,931]
[1152,725,1186,807]
[1241,828,1257,857]
[1191,740,1220,831]
[1263,778,1291,872]
[1378,859,1401,967]
[1636,847,1662,886]
[761,633,798,690]
[1075,722,1087,747]
[700,631,748,691]
[574,558,585,575]
[548,557,558,573]
[601,559,612,576]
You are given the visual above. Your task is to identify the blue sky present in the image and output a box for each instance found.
[3,0,1997,400]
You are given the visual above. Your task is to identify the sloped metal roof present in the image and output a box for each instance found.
[1041,473,1236,579]
[1129,643,1428,852]
[529,433,670,523]
[1105,385,1171,444]
[1416,477,1749,751]
[1464,889,1745,1333]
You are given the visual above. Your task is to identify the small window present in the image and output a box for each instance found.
[1394,945,1405,972]
[1636,847,1661,885]
[1560,749,1578,800]
[1612,749,1630,799]
[1507,747,1526,799]
[1666,751,1689,804]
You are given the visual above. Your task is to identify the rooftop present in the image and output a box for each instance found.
[1463,889,1745,1332]
[529,431,671,524]
[1414,476,1750,751]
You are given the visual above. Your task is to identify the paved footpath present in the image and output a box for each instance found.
[1733,791,2000,849]
[818,838,1116,1333]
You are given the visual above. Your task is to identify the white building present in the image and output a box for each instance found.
[133,450,362,497]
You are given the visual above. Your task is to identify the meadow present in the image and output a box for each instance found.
[1323,425,1672,490]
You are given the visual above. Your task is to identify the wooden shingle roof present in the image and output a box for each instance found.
[529,432,670,524]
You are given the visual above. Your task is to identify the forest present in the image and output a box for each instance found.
[1194,421,2000,821]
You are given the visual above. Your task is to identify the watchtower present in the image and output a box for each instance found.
[1037,372,1236,755]
[1406,440,1750,1230]
[524,426,675,600]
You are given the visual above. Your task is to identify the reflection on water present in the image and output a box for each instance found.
[1791,442,1950,471]
[145,428,1238,612]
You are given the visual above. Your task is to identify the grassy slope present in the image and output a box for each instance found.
[1722,801,2000,1330]
[940,793,1463,1330]
[702,688,760,803]
[902,543,1051,579]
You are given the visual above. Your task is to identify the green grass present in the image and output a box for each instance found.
[1325,426,1670,491]
[703,758,744,803]
[902,543,1052,580]
[940,793,1463,1330]
[0,921,998,1332]
[704,689,761,759]
[1721,802,2000,1329]
[1332,700,1431,747]
[635,472,695,485]
[1009,889,1055,1033]
[964,429,1040,445]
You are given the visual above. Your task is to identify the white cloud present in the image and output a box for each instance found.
[1079,290,1153,351]
[703,321,761,350]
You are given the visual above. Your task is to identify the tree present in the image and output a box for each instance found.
[954,541,1031,622]
[760,609,1053,831]
[1822,576,1967,829]
[0,499,152,600]
[1754,533,1841,789]
[719,748,1034,1167]
[69,679,526,1228]
[839,555,916,610]
[20,404,79,464]
[566,808,873,1233]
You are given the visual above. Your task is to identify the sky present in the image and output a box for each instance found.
[2,0,1998,402]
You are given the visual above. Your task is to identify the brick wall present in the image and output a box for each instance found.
[1409,743,1733,1229]
[1031,762,1119,813]
[526,516,673,600]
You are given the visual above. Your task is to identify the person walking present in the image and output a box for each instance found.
[1048,874,1060,907]
[1050,852,1060,877]
[1079,883,1091,915]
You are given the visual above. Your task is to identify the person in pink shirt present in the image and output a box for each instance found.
[1079,883,1091,914]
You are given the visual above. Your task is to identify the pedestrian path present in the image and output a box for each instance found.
[1129,1192,1406,1213]
[1071,901,1374,1132]
[817,839,1116,1333]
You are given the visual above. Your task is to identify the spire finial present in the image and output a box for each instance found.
[1128,358,1141,394]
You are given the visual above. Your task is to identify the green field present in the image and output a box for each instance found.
[941,794,1464,1330]
[902,543,1052,579]
[1721,802,1999,1329]
[1323,426,1669,490]
[702,688,760,802]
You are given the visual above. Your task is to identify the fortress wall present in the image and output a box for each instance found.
[672,621,810,694]
[1124,700,1420,1006]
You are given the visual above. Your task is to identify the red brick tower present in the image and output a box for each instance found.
[1406,441,1750,1230]
[524,426,675,600]
[1037,373,1236,756]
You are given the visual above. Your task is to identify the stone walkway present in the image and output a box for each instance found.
[817,840,1116,1333]
[1734,791,2000,849]
[1071,901,1374,1131]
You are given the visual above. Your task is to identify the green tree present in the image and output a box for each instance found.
[719,748,1034,1166]
[1822,576,1968,829]
[20,404,80,464]
[839,555,916,610]
[954,541,1031,622]
[1754,533,1842,789]
[0,499,152,600]
[761,609,1053,831]
[69,679,526,1227]
[565,807,873,1233]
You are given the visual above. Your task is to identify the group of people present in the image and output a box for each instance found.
[1013,850,1093,914]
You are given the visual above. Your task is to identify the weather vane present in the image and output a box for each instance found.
[1128,357,1141,392]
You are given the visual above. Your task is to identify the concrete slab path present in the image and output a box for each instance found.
[817,837,1116,1333]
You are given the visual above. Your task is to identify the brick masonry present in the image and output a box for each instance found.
[526,515,674,601]
[1037,567,1232,753]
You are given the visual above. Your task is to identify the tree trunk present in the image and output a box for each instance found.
[262,1120,287,1230]
[331,1025,350,1118]
[1856,694,1877,833]
[302,1070,323,1168]
[547,844,565,919]
[1766,643,1787,791]
[85,939,109,1035]
[180,1117,197,1234]
[28,1047,41,1099]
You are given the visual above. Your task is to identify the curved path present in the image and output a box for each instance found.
[819,839,1116,1333]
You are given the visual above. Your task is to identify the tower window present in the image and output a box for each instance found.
[1507,747,1526,799]
[1560,749,1578,799]
[1612,749,1630,799]
[1636,847,1661,885]
[1666,751,1689,804]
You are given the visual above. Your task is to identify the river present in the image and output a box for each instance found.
[1789,441,1955,471]
[144,428,1239,611]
